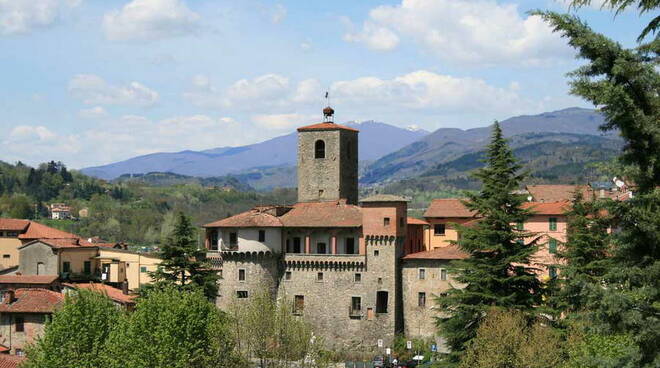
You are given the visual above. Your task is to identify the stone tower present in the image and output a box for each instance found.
[297,107,359,205]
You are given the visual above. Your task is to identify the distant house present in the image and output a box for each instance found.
[0,288,64,355]
[49,203,71,220]
[0,275,60,292]
[63,282,136,309]
[423,199,477,249]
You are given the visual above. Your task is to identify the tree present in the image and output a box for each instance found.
[436,122,545,364]
[550,191,612,316]
[568,0,659,41]
[536,9,660,366]
[105,287,240,368]
[22,290,121,368]
[149,211,219,300]
[460,309,564,368]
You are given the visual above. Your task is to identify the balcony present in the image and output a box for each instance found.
[283,253,365,269]
[348,306,363,319]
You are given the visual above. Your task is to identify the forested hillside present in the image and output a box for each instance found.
[0,161,295,247]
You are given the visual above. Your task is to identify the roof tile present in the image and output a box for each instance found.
[0,219,29,232]
[0,288,64,313]
[297,122,359,132]
[424,199,476,218]
[403,245,469,260]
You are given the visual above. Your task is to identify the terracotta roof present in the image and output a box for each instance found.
[403,245,469,260]
[204,208,283,228]
[297,122,359,132]
[0,275,58,285]
[407,217,429,226]
[0,288,64,313]
[18,221,81,240]
[526,184,591,202]
[522,201,571,215]
[0,219,29,231]
[64,283,136,305]
[424,199,476,218]
[0,355,24,368]
[360,194,408,203]
[280,201,362,227]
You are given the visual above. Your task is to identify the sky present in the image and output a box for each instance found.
[0,0,653,169]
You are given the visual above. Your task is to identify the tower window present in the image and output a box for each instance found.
[314,140,325,159]
[258,230,266,242]
[376,291,388,313]
[383,217,390,226]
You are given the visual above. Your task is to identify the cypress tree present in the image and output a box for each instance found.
[436,122,544,364]
[149,212,219,300]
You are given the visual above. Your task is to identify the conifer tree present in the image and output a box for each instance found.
[149,212,219,300]
[537,9,660,365]
[550,191,612,316]
[436,122,544,364]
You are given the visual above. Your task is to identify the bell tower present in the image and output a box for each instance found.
[296,107,359,204]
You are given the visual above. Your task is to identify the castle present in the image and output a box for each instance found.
[203,107,463,350]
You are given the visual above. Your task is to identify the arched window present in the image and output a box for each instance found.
[314,140,325,159]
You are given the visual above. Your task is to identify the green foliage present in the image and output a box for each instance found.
[22,290,122,368]
[391,335,434,362]
[436,123,545,365]
[148,212,219,300]
[564,324,639,368]
[228,290,330,368]
[549,191,612,316]
[105,287,240,368]
[459,309,564,368]
[568,0,659,41]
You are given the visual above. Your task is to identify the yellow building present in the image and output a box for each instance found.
[0,219,31,270]
[97,248,161,291]
[423,199,476,249]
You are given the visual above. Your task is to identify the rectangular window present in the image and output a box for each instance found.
[418,292,426,307]
[549,217,558,231]
[516,221,524,230]
[440,269,448,281]
[549,266,557,279]
[549,238,558,254]
[83,261,91,274]
[354,273,362,283]
[2,255,9,259]
[317,242,326,254]
[383,217,390,226]
[258,230,266,242]
[317,272,324,282]
[294,295,304,315]
[434,224,446,236]
[293,237,302,253]
[346,237,356,254]
[285,271,292,281]
[419,268,426,280]
[62,261,71,273]
[238,269,246,281]
[229,232,238,247]
[15,317,24,332]
[15,349,24,356]
[210,230,219,250]
[351,296,362,314]
[237,291,248,299]
[140,266,147,273]
[376,291,388,313]
[6,232,18,237]
[374,250,379,257]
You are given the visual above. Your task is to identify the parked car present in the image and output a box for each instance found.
[373,355,385,367]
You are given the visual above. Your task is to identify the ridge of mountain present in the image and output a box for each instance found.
[81,121,429,180]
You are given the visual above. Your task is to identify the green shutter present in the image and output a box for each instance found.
[549,217,557,231]
[549,239,557,254]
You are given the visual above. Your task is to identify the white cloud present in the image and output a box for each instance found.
[69,74,159,106]
[185,73,293,110]
[0,0,81,35]
[103,0,200,41]
[252,113,316,130]
[9,125,57,143]
[344,0,572,65]
[78,106,107,119]
[329,70,529,114]
[271,4,287,24]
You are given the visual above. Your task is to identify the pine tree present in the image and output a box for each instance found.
[536,9,660,366]
[149,212,219,300]
[550,191,612,316]
[436,122,544,364]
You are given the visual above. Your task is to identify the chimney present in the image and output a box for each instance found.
[4,290,15,304]
[121,280,129,295]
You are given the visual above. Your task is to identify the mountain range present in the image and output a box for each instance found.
[82,108,620,190]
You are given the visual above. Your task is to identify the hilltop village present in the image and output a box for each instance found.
[0,107,635,366]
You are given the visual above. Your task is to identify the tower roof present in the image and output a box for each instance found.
[297,122,359,132]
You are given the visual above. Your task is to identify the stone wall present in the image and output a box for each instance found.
[297,129,358,205]
[215,252,280,310]
[18,242,59,275]
[0,313,47,354]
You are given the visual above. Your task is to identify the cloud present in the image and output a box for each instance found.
[271,4,287,24]
[329,70,531,115]
[0,0,81,35]
[78,106,107,119]
[252,113,316,130]
[103,0,200,41]
[69,74,159,106]
[8,125,57,143]
[344,0,572,65]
